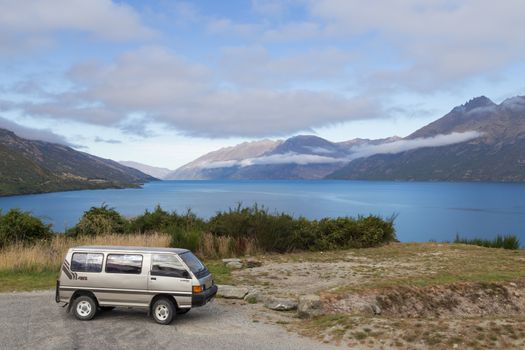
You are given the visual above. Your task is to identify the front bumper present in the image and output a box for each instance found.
[192,284,218,307]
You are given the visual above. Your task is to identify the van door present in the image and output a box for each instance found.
[148,254,193,308]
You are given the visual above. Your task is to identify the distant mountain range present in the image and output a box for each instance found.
[167,95,525,182]
[3,94,524,196]
[0,128,155,196]
[119,161,173,180]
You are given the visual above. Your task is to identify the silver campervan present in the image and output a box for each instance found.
[56,246,218,325]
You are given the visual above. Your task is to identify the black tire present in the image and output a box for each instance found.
[100,306,115,311]
[72,295,97,321]
[152,298,175,325]
[177,308,190,315]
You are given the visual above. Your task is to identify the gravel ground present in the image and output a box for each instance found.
[0,291,338,350]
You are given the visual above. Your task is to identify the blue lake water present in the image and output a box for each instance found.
[1,180,524,245]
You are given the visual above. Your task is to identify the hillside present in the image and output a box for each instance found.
[0,128,156,196]
[328,96,525,181]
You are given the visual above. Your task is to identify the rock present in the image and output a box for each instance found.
[244,290,263,304]
[298,294,324,319]
[509,282,517,288]
[222,258,241,264]
[226,261,243,269]
[370,303,382,315]
[264,298,298,311]
[244,258,262,268]
[217,285,249,299]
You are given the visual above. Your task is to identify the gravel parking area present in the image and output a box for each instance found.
[0,290,338,350]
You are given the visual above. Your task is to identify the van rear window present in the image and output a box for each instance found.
[105,254,143,274]
[71,253,103,272]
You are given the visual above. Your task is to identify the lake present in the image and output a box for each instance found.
[1,180,524,245]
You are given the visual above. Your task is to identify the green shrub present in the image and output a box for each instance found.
[0,209,52,247]
[66,204,128,237]
[453,234,520,250]
[206,204,397,253]
[129,206,206,233]
[169,226,202,252]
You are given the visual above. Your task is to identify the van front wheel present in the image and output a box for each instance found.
[72,296,97,321]
[152,298,175,325]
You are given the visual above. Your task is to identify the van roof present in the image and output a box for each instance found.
[71,246,190,254]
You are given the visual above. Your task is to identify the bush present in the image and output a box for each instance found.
[0,209,52,248]
[66,205,128,237]
[453,234,520,250]
[205,204,397,254]
[129,206,206,233]
[169,226,202,252]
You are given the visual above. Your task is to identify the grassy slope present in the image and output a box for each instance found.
[1,242,523,292]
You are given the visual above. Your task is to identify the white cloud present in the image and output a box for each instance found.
[219,46,352,87]
[348,131,482,159]
[15,46,382,138]
[207,19,261,37]
[0,116,75,146]
[305,0,525,90]
[202,152,344,169]
[0,0,154,54]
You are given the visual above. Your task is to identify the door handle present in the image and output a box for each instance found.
[150,277,156,280]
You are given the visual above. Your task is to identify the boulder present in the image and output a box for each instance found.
[264,298,298,311]
[370,303,382,315]
[226,261,243,269]
[244,290,264,304]
[298,294,324,319]
[244,258,262,268]
[217,285,249,299]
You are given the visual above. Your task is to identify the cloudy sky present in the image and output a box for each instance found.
[1,0,524,169]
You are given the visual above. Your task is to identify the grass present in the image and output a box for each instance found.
[0,270,58,292]
[204,260,233,285]
[0,232,169,292]
[0,232,234,292]
[453,234,520,250]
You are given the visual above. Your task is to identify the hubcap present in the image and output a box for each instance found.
[77,300,92,317]
[155,304,169,321]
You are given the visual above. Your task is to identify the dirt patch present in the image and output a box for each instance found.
[323,280,525,318]
[233,255,422,298]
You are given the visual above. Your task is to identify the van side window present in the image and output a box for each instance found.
[151,254,189,278]
[71,253,103,272]
[105,254,143,274]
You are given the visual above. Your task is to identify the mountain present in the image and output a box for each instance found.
[0,128,156,196]
[166,139,282,179]
[169,135,400,180]
[170,95,525,182]
[328,95,525,181]
[119,161,172,179]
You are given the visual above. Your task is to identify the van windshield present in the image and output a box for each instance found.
[179,252,205,274]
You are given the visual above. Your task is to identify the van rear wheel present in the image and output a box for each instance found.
[72,296,97,321]
[152,298,175,325]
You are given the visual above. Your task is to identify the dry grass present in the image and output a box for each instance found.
[0,233,170,272]
[197,232,260,259]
